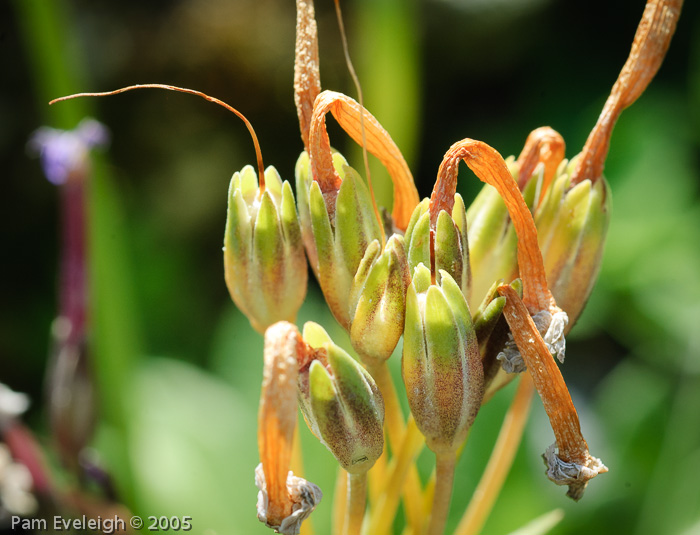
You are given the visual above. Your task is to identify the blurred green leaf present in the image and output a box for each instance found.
[129,357,262,534]
[507,509,564,535]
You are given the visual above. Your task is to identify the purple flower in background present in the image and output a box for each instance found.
[27,119,107,471]
[28,118,109,185]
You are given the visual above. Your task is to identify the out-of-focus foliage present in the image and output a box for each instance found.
[2,0,699,534]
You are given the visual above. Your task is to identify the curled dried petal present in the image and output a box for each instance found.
[571,0,683,185]
[496,309,568,373]
[255,464,323,535]
[543,445,607,502]
[308,90,419,230]
[516,126,565,201]
[496,341,526,375]
[432,139,552,312]
[538,309,568,363]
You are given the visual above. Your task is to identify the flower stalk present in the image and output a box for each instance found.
[343,473,367,535]
[29,119,108,474]
[427,453,457,535]
[454,374,535,535]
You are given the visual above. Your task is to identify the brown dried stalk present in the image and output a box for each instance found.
[294,0,322,151]
[496,285,607,500]
[571,0,683,185]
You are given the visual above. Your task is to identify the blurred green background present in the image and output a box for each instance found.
[2,0,700,534]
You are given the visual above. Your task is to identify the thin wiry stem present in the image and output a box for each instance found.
[50,84,266,191]
[333,0,385,247]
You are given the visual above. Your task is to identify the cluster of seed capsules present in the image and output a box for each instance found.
[219,1,682,534]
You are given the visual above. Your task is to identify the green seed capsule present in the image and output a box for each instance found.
[298,322,384,474]
[402,265,484,455]
[535,156,611,328]
[224,165,307,333]
[348,235,411,368]
[295,151,383,329]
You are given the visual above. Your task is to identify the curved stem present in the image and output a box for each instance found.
[426,452,457,535]
[454,374,535,535]
[344,472,367,535]
[50,84,266,190]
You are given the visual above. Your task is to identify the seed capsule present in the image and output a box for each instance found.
[402,265,484,455]
[298,322,385,474]
[224,165,307,333]
[348,235,411,367]
[295,152,383,329]
[404,196,471,302]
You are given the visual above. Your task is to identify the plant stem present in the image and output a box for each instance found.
[454,374,535,535]
[366,417,424,535]
[344,472,367,535]
[333,468,348,535]
[426,452,457,535]
[370,363,404,449]
[368,441,388,502]
[369,363,424,531]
